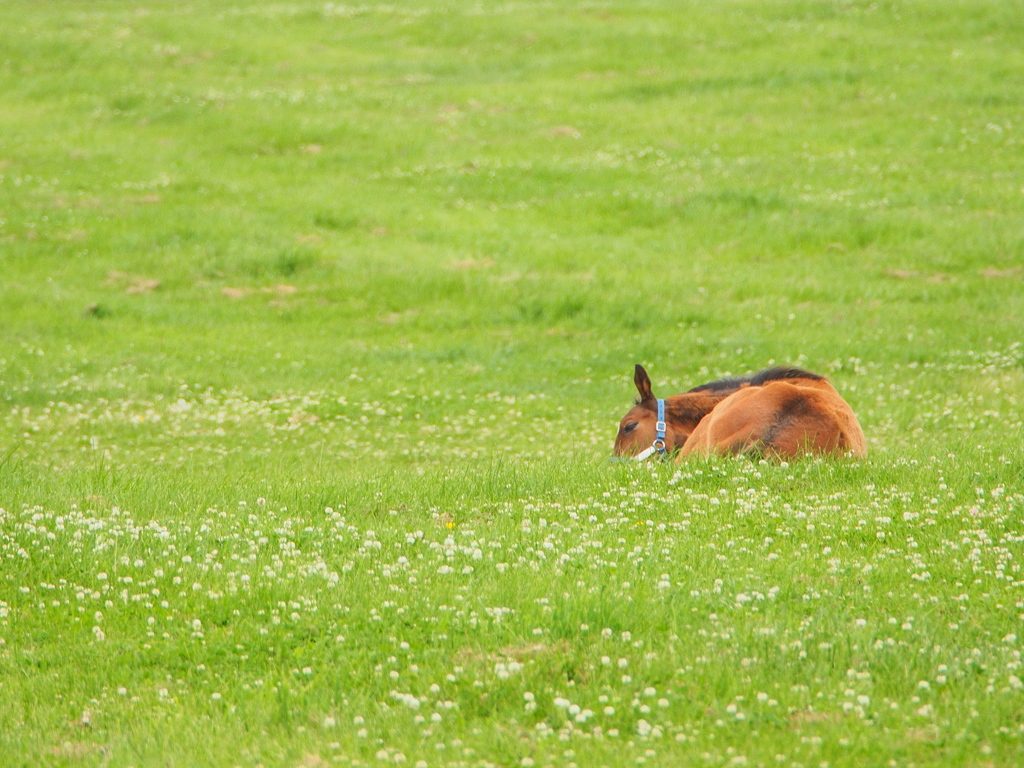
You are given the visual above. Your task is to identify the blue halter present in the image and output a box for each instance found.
[654,398,667,455]
[633,398,668,461]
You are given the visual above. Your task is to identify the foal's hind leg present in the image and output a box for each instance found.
[750,396,860,458]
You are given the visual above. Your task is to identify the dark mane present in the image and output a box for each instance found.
[687,366,824,394]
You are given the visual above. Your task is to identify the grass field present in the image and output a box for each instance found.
[2,0,1024,766]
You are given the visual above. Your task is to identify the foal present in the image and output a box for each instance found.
[614,365,866,460]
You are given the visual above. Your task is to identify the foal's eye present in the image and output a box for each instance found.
[622,422,638,434]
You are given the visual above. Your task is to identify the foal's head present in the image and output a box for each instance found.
[613,365,686,457]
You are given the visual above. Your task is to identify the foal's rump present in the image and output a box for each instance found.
[679,379,867,459]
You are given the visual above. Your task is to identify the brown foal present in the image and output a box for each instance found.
[614,365,866,460]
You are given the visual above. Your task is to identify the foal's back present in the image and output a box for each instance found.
[680,376,866,458]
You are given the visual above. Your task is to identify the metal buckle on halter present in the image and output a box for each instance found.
[655,421,667,434]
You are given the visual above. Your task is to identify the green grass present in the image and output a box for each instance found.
[2,0,1024,766]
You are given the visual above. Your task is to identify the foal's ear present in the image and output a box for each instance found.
[634,364,655,403]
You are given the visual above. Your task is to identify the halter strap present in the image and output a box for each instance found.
[634,399,668,461]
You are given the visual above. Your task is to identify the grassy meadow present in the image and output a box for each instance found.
[2,0,1024,765]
